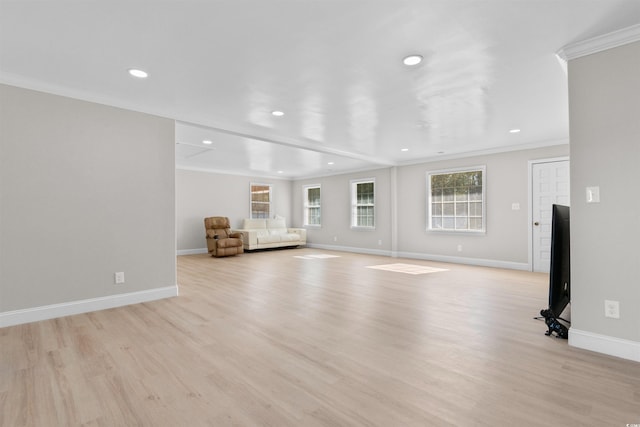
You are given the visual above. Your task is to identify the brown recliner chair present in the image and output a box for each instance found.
[204,216,244,257]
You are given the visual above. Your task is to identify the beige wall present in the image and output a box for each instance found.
[0,84,176,314]
[175,144,570,265]
[176,169,293,252]
[292,167,394,253]
[291,145,569,266]
[396,146,569,265]
[568,41,640,346]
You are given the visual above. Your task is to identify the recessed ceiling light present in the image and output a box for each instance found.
[401,148,409,152]
[272,110,284,117]
[128,68,148,78]
[277,170,284,174]
[509,129,521,133]
[403,55,423,66]
[327,161,335,165]
[202,140,213,145]
[437,151,445,154]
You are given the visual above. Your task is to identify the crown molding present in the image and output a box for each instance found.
[557,24,640,62]
[396,138,569,167]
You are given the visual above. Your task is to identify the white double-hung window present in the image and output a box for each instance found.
[303,184,321,226]
[250,183,272,219]
[427,167,486,233]
[351,178,375,229]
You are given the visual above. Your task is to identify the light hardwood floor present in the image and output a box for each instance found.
[1,249,639,426]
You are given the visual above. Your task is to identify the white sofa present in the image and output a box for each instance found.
[233,218,306,251]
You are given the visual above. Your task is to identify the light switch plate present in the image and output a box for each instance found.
[586,186,600,203]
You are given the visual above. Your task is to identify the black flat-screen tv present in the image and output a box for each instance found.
[549,204,570,317]
[540,204,570,338]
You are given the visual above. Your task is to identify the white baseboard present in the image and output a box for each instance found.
[177,248,208,256]
[396,251,530,270]
[183,244,529,271]
[306,244,529,270]
[306,243,391,257]
[569,328,640,362]
[0,285,179,328]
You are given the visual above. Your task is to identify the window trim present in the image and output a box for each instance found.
[249,182,272,219]
[303,184,322,227]
[350,177,376,230]
[426,166,486,234]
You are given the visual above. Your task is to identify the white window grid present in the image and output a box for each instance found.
[250,183,272,219]
[427,167,486,233]
[303,185,321,226]
[351,178,375,229]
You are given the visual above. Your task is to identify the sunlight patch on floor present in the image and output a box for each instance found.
[366,263,448,275]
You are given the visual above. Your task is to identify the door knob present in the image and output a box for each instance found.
[534,221,540,226]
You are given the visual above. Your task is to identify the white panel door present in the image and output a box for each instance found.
[532,160,570,272]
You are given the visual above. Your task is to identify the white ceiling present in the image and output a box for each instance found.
[2,1,639,179]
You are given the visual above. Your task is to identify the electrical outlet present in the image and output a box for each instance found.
[604,300,620,319]
[114,272,125,284]
[333,236,338,242]
[378,239,382,245]
[457,244,463,252]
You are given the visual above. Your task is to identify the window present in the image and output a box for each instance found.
[250,183,272,219]
[351,178,375,228]
[427,167,485,232]
[303,185,321,226]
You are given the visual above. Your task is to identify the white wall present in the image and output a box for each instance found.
[568,41,640,359]
[176,169,293,252]
[0,85,177,324]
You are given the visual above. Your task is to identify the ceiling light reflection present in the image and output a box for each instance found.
[403,55,423,66]
[128,69,148,78]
